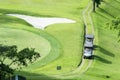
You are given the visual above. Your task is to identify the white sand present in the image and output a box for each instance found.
[7,14,76,30]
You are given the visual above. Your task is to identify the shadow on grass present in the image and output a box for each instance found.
[114,0,120,3]
[103,1,120,11]
[99,46,115,57]
[95,12,109,19]
[94,45,115,57]
[13,71,60,80]
[98,8,115,18]
[93,55,112,64]
[93,45,113,64]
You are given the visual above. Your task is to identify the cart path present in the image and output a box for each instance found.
[25,1,95,79]
[48,1,95,79]
[81,0,94,73]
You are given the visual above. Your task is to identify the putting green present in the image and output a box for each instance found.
[0,27,51,58]
[0,27,62,74]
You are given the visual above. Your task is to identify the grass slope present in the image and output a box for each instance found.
[74,0,120,80]
[0,0,90,79]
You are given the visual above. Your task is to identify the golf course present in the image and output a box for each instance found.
[0,0,120,80]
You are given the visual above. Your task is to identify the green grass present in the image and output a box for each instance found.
[0,0,88,20]
[0,25,62,73]
[77,0,120,80]
[82,1,93,34]
[36,23,84,75]
[0,0,90,79]
[0,15,62,67]
[0,14,62,75]
[1,0,120,80]
[0,28,50,56]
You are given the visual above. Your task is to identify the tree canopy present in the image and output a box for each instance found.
[92,0,101,12]
[0,44,40,80]
[106,17,120,41]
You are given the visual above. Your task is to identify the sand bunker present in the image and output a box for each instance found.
[7,14,76,30]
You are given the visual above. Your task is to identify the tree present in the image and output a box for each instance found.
[106,17,120,30]
[95,0,101,7]
[92,0,96,12]
[0,44,40,80]
[92,0,101,12]
[106,17,120,41]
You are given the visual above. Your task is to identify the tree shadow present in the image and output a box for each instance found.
[93,55,112,64]
[98,8,115,18]
[113,0,120,3]
[103,1,120,11]
[7,71,60,80]
[94,45,115,57]
[95,12,110,20]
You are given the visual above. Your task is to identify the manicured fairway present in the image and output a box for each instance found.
[1,0,120,80]
[0,0,90,79]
